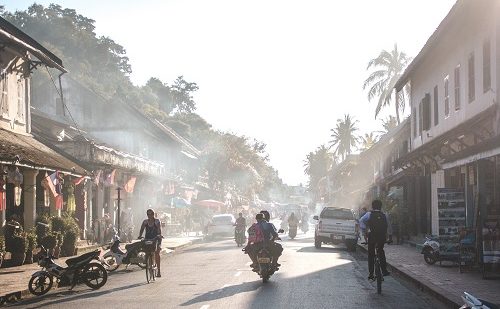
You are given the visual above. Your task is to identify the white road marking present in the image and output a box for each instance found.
[234,271,242,277]
[200,305,210,309]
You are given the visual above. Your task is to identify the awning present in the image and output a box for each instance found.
[0,128,86,175]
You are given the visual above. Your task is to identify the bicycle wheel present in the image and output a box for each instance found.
[149,253,156,282]
[145,253,151,283]
[375,259,382,294]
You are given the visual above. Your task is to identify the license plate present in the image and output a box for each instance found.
[332,235,343,240]
[258,257,271,263]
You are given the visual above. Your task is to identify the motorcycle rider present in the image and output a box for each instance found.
[138,208,163,277]
[288,212,300,229]
[259,210,283,269]
[359,199,392,280]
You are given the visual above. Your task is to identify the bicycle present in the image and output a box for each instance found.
[370,239,391,294]
[141,238,158,283]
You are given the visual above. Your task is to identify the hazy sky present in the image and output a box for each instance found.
[4,0,456,185]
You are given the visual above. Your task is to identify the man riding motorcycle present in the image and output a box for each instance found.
[235,213,246,244]
[244,211,282,270]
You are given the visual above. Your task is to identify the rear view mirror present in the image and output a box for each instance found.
[313,215,319,220]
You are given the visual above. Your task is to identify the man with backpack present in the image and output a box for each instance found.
[244,212,281,270]
[359,199,392,280]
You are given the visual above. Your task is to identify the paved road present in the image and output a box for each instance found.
[7,232,445,309]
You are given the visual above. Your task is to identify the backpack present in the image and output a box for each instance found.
[367,211,388,236]
[247,222,265,244]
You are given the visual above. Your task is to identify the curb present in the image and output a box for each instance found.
[357,244,461,308]
[0,238,204,307]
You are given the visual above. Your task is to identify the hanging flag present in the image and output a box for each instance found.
[94,170,102,186]
[124,176,136,193]
[104,169,116,186]
[55,195,63,210]
[42,171,59,197]
[0,177,5,211]
[72,176,85,186]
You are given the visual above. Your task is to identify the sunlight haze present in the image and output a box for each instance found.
[3,0,456,185]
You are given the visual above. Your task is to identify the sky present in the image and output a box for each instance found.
[3,0,456,186]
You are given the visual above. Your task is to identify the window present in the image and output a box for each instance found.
[16,76,24,121]
[483,39,491,92]
[413,107,417,137]
[320,208,354,220]
[0,73,8,117]
[419,101,423,135]
[444,75,450,116]
[433,86,439,125]
[422,93,431,131]
[468,53,475,103]
[454,65,461,110]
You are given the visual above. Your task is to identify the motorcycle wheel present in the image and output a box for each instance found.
[28,273,53,296]
[103,255,119,272]
[136,251,147,269]
[83,263,108,289]
[424,251,437,265]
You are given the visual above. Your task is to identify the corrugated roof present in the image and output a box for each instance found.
[0,128,86,174]
[0,17,66,72]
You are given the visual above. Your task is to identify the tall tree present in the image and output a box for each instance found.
[358,133,378,152]
[303,145,335,199]
[381,115,398,133]
[329,114,359,161]
[363,44,411,124]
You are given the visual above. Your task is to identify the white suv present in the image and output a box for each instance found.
[313,207,359,251]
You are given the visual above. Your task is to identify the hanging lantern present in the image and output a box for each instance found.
[14,185,22,206]
[44,188,50,207]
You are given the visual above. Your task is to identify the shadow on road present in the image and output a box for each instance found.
[180,280,262,306]
[7,282,147,308]
[296,245,349,253]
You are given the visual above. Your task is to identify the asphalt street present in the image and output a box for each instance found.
[7,231,446,309]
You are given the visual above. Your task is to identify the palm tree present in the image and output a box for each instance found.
[363,44,411,124]
[381,115,398,133]
[329,114,359,161]
[358,132,378,152]
[303,145,336,201]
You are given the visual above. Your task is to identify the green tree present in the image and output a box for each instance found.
[303,145,335,200]
[363,44,411,124]
[381,115,398,133]
[358,133,378,151]
[329,114,359,160]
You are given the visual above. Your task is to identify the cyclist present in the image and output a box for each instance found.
[359,199,392,280]
[138,208,163,277]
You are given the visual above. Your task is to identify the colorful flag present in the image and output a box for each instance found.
[104,169,116,186]
[72,176,85,186]
[55,195,63,210]
[94,170,102,186]
[42,171,59,197]
[124,176,136,193]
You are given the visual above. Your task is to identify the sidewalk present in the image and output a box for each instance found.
[0,235,203,305]
[359,242,500,307]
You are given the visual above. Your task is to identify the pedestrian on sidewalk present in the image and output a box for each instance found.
[359,199,393,280]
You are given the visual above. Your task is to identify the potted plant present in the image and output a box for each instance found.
[24,229,37,264]
[62,230,78,257]
[10,233,27,266]
[41,233,57,254]
[53,232,63,258]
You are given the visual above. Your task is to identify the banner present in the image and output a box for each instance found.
[42,171,59,197]
[124,176,136,193]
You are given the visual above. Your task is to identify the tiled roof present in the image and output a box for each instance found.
[0,128,86,175]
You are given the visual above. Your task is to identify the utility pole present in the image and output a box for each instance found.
[116,187,122,237]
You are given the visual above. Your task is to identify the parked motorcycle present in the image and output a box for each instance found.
[29,246,107,296]
[289,225,298,240]
[460,292,499,309]
[235,227,246,247]
[101,234,146,272]
[421,235,459,265]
